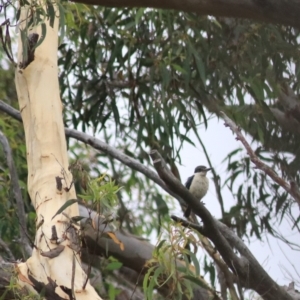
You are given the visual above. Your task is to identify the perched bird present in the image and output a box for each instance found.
[184,165,211,218]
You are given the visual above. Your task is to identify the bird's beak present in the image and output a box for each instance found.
[205,168,212,172]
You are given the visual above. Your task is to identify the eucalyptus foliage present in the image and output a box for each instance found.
[0,2,299,299]
[58,5,300,242]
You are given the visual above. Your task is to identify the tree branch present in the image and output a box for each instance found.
[0,101,22,122]
[0,100,184,205]
[149,150,244,272]
[79,206,216,300]
[0,100,294,299]
[70,0,300,29]
[149,150,292,300]
[0,130,32,257]
[66,128,184,204]
[220,111,300,207]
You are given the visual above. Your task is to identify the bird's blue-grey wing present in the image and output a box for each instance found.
[185,175,194,190]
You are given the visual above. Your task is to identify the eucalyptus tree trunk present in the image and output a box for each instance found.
[14,4,101,299]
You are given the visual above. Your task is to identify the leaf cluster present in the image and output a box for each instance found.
[57,5,300,243]
[143,224,210,300]
[78,173,121,214]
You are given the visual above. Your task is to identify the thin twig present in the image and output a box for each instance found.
[220,111,300,206]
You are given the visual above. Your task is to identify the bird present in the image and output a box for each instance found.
[184,165,211,218]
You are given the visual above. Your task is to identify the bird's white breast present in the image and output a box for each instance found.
[189,173,209,200]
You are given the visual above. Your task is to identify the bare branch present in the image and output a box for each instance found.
[220,111,300,207]
[172,215,294,300]
[0,101,22,122]
[200,236,239,300]
[279,85,300,121]
[171,215,250,268]
[279,94,299,111]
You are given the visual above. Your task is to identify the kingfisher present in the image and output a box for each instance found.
[184,165,211,218]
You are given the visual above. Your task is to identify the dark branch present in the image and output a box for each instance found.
[0,101,22,122]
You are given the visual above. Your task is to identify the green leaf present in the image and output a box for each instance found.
[143,266,156,298]
[156,239,166,253]
[188,252,200,276]
[20,29,28,64]
[108,283,121,300]
[46,0,56,28]
[188,42,206,84]
[147,274,156,300]
[153,266,164,286]
[106,261,123,271]
[57,3,66,40]
[154,194,169,216]
[257,125,264,144]
[135,8,145,24]
[51,199,79,220]
[16,8,21,21]
[183,275,207,289]
[34,23,47,49]
[172,63,186,74]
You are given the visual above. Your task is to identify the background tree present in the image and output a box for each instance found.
[0,1,300,299]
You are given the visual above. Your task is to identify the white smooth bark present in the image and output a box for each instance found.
[14,5,101,299]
